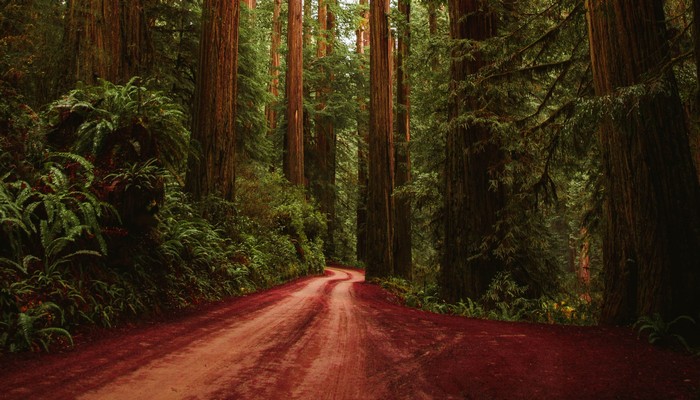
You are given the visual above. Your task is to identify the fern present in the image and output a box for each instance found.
[6,302,73,352]
[635,313,697,352]
[48,78,189,175]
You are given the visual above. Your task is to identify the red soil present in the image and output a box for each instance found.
[1,268,698,399]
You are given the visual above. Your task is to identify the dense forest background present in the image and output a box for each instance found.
[1,0,699,353]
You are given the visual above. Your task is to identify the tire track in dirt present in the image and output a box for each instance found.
[2,267,699,400]
[77,270,353,400]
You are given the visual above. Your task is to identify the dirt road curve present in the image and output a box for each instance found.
[1,267,699,399]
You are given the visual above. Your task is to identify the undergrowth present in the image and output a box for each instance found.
[377,271,598,326]
[0,80,326,353]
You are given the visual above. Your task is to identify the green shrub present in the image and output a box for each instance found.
[46,78,189,175]
[378,270,597,326]
[1,81,329,353]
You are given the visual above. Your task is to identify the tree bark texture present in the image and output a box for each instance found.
[586,0,700,323]
[266,0,282,135]
[66,0,151,84]
[393,0,412,279]
[185,0,240,201]
[366,0,394,278]
[285,0,305,185]
[356,0,370,264]
[440,0,505,303]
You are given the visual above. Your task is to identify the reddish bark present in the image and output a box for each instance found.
[441,0,506,302]
[586,0,700,323]
[185,0,240,201]
[285,0,305,186]
[366,0,395,278]
[66,0,151,84]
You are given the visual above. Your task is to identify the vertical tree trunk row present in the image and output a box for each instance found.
[366,0,395,278]
[185,0,241,201]
[441,0,505,302]
[393,0,412,279]
[285,0,305,185]
[586,0,700,323]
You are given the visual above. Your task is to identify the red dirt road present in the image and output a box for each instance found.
[1,267,698,399]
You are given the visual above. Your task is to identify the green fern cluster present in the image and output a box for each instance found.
[0,154,109,352]
[47,78,189,176]
[635,314,697,353]
[1,80,328,353]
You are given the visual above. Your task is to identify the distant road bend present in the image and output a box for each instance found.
[1,267,698,399]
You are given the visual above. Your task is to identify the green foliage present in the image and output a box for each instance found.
[236,5,275,164]
[0,155,109,352]
[0,83,43,180]
[0,301,73,353]
[47,78,189,176]
[0,76,327,352]
[378,270,597,326]
[0,0,68,106]
[147,0,201,111]
[635,314,697,353]
[234,168,326,286]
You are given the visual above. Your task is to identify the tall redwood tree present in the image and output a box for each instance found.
[185,0,240,201]
[366,0,394,278]
[586,0,700,323]
[440,0,506,302]
[284,0,305,185]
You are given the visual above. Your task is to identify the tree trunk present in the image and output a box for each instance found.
[440,0,505,303]
[66,0,151,84]
[185,0,240,201]
[242,0,256,8]
[265,0,282,135]
[356,0,370,264]
[586,0,700,323]
[366,0,394,278]
[393,0,412,279]
[284,0,305,185]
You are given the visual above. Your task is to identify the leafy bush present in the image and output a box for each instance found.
[0,81,328,353]
[46,78,189,174]
[233,168,326,287]
[378,271,597,325]
[0,155,109,352]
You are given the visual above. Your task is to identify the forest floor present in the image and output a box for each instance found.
[1,267,698,399]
